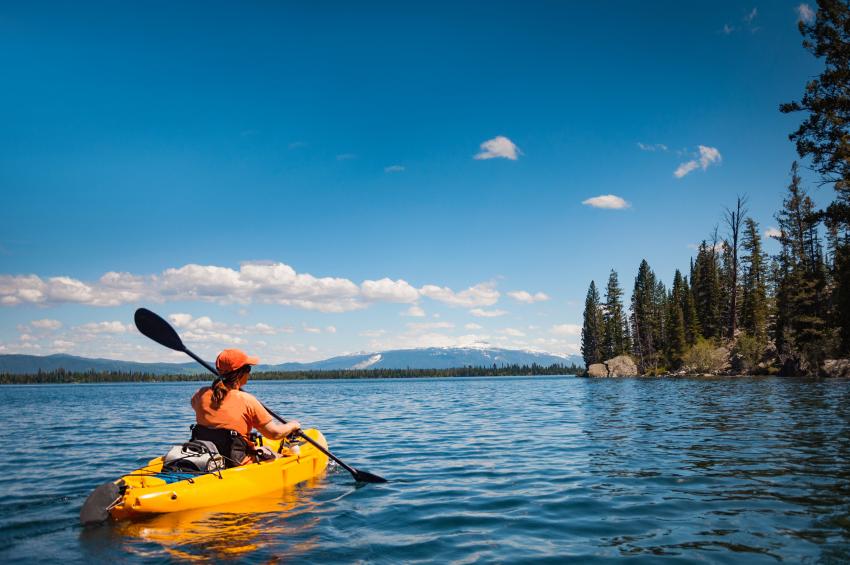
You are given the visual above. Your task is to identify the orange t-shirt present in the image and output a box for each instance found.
[191,386,273,437]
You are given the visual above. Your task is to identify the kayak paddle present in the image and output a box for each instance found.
[133,307,387,484]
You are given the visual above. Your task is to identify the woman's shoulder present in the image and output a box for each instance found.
[234,389,259,402]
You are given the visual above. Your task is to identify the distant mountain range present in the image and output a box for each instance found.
[0,348,581,375]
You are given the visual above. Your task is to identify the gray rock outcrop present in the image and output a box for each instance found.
[824,359,850,378]
[585,356,639,377]
[606,355,639,377]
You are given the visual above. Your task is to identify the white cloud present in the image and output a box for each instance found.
[420,282,500,308]
[359,329,386,338]
[469,308,507,318]
[303,324,323,334]
[325,326,337,334]
[499,327,526,337]
[637,142,668,152]
[744,8,757,23]
[402,305,426,317]
[507,290,550,303]
[674,145,722,179]
[582,195,630,209]
[465,323,483,330]
[721,23,735,35]
[551,323,581,336]
[31,319,62,330]
[361,278,419,303]
[384,165,405,173]
[797,3,814,23]
[76,321,131,334]
[0,262,502,316]
[474,136,521,161]
[765,227,782,239]
[336,153,356,161]
[406,321,455,332]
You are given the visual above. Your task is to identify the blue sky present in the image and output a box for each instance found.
[0,1,827,363]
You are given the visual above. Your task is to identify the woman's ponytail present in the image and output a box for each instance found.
[210,367,248,407]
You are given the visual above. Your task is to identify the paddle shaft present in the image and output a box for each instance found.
[259,402,363,479]
[184,345,365,478]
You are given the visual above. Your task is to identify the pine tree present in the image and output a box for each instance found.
[774,162,830,373]
[682,275,700,345]
[691,241,723,340]
[581,281,604,368]
[602,269,629,358]
[666,271,688,368]
[631,260,664,374]
[740,217,768,344]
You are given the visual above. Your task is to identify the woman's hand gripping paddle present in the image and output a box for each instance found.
[133,307,387,484]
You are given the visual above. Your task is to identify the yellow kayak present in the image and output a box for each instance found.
[82,428,329,522]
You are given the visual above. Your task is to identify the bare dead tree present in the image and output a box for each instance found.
[724,195,749,339]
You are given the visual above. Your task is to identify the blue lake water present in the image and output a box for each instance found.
[1,375,849,563]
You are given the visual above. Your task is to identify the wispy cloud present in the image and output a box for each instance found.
[465,323,483,330]
[797,3,815,23]
[765,227,782,239]
[551,323,581,336]
[384,165,405,173]
[499,327,526,337]
[507,290,550,304]
[31,319,62,330]
[582,194,630,209]
[637,142,668,152]
[288,141,308,149]
[474,136,521,161]
[674,145,722,179]
[420,282,499,308]
[744,7,758,23]
[402,305,426,317]
[721,23,735,35]
[469,308,507,318]
[336,153,356,161]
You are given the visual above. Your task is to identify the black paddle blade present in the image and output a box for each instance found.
[134,308,185,351]
[354,469,388,484]
[80,481,122,525]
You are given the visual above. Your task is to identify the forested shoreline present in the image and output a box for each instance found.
[581,2,850,377]
[0,363,582,384]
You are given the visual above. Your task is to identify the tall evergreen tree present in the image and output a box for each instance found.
[682,275,700,345]
[774,162,830,373]
[631,260,664,374]
[691,241,723,340]
[581,281,604,368]
[602,269,629,359]
[666,271,688,368]
[740,217,769,344]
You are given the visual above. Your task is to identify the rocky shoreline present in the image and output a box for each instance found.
[583,354,850,378]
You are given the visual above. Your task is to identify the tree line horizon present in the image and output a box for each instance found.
[580,1,850,376]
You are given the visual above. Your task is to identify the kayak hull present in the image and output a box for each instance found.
[108,428,329,520]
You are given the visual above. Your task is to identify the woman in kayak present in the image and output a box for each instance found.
[191,348,300,465]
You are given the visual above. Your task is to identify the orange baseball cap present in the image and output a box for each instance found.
[216,349,260,374]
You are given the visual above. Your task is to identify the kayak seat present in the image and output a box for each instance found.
[190,424,254,468]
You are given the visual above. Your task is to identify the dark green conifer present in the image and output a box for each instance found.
[602,270,629,358]
[581,281,604,368]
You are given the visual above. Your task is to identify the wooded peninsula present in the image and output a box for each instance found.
[580,4,850,377]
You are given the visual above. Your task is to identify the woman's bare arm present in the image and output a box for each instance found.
[257,419,301,440]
